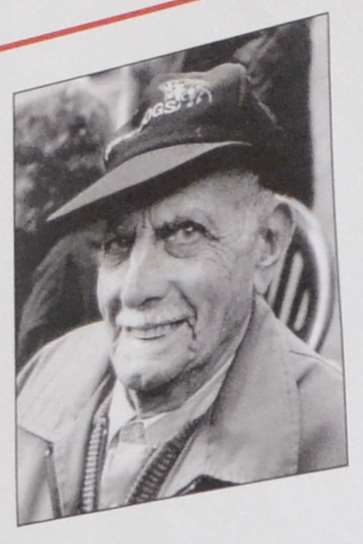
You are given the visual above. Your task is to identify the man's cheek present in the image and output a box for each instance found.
[96,272,116,320]
[201,245,241,283]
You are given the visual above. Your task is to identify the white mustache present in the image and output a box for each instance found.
[115,310,193,330]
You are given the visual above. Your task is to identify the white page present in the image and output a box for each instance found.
[0,1,362,542]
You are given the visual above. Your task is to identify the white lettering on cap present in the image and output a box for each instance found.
[105,78,213,161]
[140,78,213,129]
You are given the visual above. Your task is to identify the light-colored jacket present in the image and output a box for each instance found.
[17,297,347,525]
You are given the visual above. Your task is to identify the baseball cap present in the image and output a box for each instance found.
[49,62,284,221]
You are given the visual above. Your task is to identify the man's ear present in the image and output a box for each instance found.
[254,198,295,295]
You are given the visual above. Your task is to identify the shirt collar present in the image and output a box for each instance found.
[107,350,236,448]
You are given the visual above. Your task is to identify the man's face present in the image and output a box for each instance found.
[97,170,261,399]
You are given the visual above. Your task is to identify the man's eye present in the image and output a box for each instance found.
[167,222,204,244]
[100,235,133,262]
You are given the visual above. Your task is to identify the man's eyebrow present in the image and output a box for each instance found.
[153,208,219,232]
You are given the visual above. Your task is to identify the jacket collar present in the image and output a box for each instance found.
[17,322,115,516]
[161,296,300,495]
[17,322,112,443]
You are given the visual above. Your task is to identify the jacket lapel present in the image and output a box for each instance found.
[161,296,300,496]
[17,322,113,516]
[51,375,113,515]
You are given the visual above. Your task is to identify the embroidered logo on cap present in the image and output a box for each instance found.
[105,78,214,161]
[140,78,213,129]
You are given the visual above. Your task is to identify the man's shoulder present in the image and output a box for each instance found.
[18,321,110,391]
[282,324,343,387]
[279,323,347,471]
[17,322,112,439]
[255,297,343,389]
[34,320,107,355]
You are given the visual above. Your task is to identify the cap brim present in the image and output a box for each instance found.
[48,141,248,222]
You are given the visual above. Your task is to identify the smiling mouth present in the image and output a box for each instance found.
[122,319,187,340]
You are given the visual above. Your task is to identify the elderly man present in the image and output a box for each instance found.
[16,63,347,525]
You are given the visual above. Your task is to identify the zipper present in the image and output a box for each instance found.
[125,412,206,505]
[95,416,108,509]
[44,444,62,519]
[80,415,108,514]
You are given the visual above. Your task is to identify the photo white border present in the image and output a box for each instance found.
[1,1,362,542]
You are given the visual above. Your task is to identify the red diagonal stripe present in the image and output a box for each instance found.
[0,0,199,53]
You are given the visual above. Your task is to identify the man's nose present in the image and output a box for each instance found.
[120,236,169,309]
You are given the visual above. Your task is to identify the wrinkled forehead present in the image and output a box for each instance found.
[104,167,258,229]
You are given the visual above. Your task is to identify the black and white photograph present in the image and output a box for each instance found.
[14,13,348,526]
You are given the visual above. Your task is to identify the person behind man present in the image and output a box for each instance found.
[16,63,347,525]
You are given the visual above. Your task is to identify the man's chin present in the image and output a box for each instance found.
[116,368,154,394]
[110,323,194,390]
[111,350,189,395]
